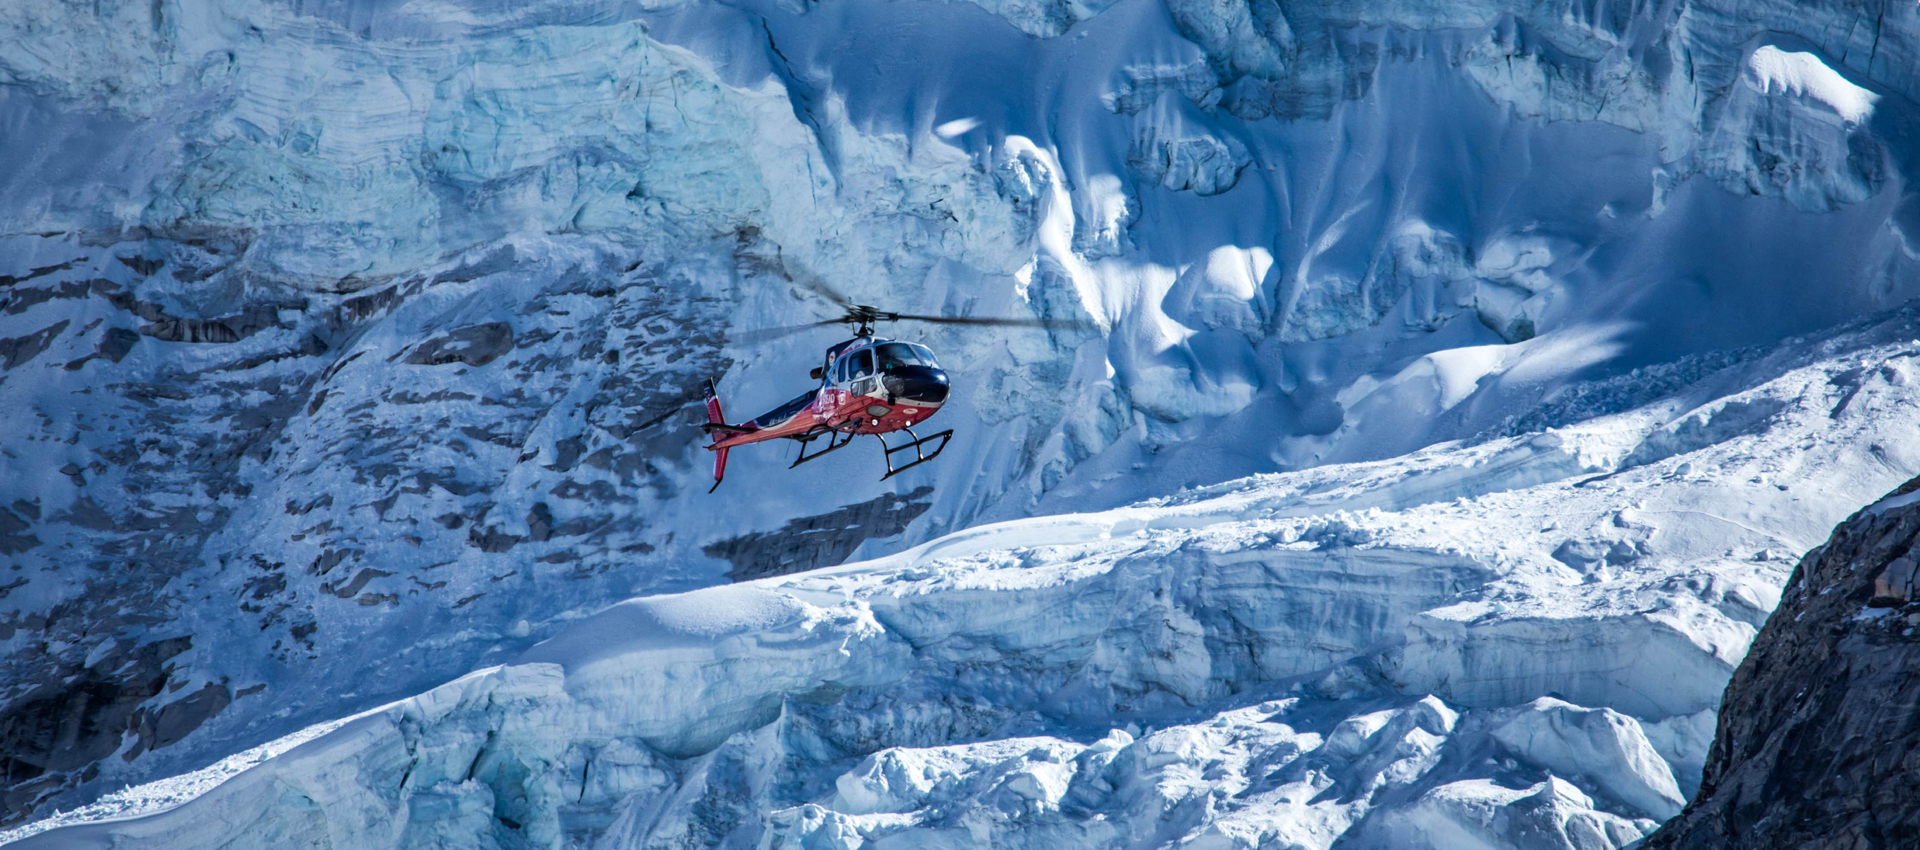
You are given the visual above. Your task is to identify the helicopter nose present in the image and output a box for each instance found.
[883,365,949,404]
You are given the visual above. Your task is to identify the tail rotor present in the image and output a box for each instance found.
[703,378,730,493]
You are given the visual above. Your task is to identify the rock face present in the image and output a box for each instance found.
[1643,477,1920,850]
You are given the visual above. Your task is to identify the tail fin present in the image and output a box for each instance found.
[704,378,729,493]
[710,446,729,493]
[704,377,727,428]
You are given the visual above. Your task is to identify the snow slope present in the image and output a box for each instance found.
[11,304,1920,848]
[8,0,1920,833]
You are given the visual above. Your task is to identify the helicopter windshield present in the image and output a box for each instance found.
[875,342,937,371]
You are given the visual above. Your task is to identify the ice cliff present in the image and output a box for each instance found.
[1643,477,1920,850]
[6,0,1920,843]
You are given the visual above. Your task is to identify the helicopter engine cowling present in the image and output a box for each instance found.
[883,365,950,405]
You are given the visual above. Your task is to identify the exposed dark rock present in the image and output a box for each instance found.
[98,327,140,362]
[428,245,518,286]
[217,333,329,372]
[126,682,232,759]
[115,255,162,277]
[0,637,195,818]
[460,425,518,447]
[0,321,69,369]
[63,327,141,370]
[91,281,295,344]
[468,524,525,553]
[323,568,392,598]
[1643,476,1920,850]
[286,494,333,516]
[6,280,92,316]
[0,261,76,287]
[310,549,349,576]
[527,503,554,543]
[547,435,587,471]
[0,508,40,555]
[705,486,936,581]
[405,322,514,367]
[139,304,287,343]
[338,285,401,323]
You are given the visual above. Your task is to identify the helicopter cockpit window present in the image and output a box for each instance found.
[875,343,934,371]
[849,349,876,379]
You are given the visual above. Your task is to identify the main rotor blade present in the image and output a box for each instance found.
[889,312,1095,331]
[732,319,843,344]
[777,251,856,311]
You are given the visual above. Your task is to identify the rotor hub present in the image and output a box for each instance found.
[842,305,898,336]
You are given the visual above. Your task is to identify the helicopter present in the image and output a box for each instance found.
[699,266,1083,492]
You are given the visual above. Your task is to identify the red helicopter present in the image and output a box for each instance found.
[699,272,1079,491]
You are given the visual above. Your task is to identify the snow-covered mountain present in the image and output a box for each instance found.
[4,0,1920,844]
[11,307,1920,848]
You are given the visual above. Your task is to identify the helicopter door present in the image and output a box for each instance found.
[848,349,877,396]
[826,354,853,411]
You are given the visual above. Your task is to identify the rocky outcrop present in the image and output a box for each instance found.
[402,322,514,367]
[0,241,739,824]
[703,486,936,581]
[1643,476,1920,850]
[0,637,217,818]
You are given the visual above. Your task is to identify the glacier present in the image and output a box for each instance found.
[9,303,1920,848]
[6,0,1920,844]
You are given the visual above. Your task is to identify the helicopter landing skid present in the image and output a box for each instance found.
[877,427,953,480]
[790,426,859,468]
